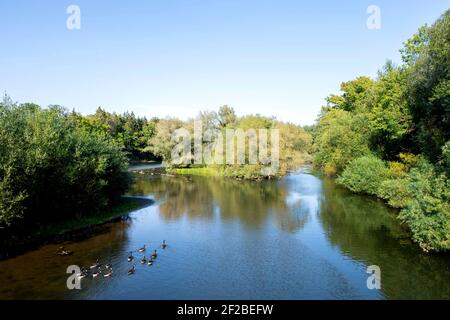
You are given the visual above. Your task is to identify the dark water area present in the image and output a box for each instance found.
[0,168,448,299]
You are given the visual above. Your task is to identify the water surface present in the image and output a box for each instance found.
[0,168,448,299]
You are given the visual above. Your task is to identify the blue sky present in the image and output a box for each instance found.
[0,1,448,125]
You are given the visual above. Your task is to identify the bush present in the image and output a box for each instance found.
[337,155,391,195]
[398,159,450,252]
[388,161,408,178]
[0,102,130,228]
[378,177,412,208]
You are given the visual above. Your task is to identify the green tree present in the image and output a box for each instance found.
[325,77,374,112]
[368,62,413,159]
[405,10,450,162]
[313,109,371,175]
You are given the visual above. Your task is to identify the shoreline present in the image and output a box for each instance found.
[0,197,154,261]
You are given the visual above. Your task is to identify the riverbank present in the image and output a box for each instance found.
[0,197,154,260]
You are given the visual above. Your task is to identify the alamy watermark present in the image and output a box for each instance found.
[367,5,381,30]
[366,265,381,290]
[66,5,81,30]
[66,265,82,290]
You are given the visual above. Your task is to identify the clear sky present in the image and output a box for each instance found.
[1,0,448,125]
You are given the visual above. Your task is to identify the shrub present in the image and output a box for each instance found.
[398,159,450,252]
[378,177,412,208]
[337,155,391,195]
[399,152,419,169]
[388,161,408,178]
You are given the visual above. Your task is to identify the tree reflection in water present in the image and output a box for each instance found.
[129,175,310,233]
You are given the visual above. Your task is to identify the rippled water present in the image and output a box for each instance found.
[0,168,448,299]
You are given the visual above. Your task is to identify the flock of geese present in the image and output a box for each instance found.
[58,240,168,279]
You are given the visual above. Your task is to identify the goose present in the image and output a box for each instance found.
[92,268,102,278]
[161,240,167,249]
[76,269,89,279]
[151,250,158,259]
[128,265,136,275]
[90,259,101,269]
[138,245,146,253]
[103,269,113,278]
[57,246,73,256]
[127,251,134,262]
[147,258,153,266]
[140,256,147,264]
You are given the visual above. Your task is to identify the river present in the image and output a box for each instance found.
[0,167,448,299]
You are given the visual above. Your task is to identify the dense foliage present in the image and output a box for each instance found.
[336,155,391,195]
[69,107,159,161]
[148,106,312,179]
[0,99,130,229]
[313,10,450,252]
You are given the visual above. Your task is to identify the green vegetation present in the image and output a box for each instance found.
[174,167,220,177]
[313,10,450,252]
[149,105,312,179]
[0,99,130,230]
[336,155,391,195]
[69,107,159,161]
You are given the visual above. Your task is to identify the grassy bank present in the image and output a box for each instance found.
[172,167,220,177]
[171,166,274,180]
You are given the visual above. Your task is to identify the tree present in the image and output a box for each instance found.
[218,105,237,128]
[147,118,188,166]
[368,62,413,159]
[313,109,371,176]
[405,10,450,162]
[325,77,374,112]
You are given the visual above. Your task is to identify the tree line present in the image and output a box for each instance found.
[312,10,449,252]
[0,100,131,229]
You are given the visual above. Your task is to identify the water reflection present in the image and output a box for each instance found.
[319,177,450,299]
[130,175,310,233]
[0,170,449,299]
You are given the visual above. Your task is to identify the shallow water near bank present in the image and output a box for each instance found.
[0,168,448,299]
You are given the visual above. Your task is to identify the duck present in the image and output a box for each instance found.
[90,259,101,269]
[103,269,113,278]
[56,246,73,256]
[151,250,158,259]
[140,256,147,264]
[161,240,167,249]
[127,251,134,262]
[128,265,136,275]
[147,258,153,266]
[138,245,146,253]
[105,263,112,270]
